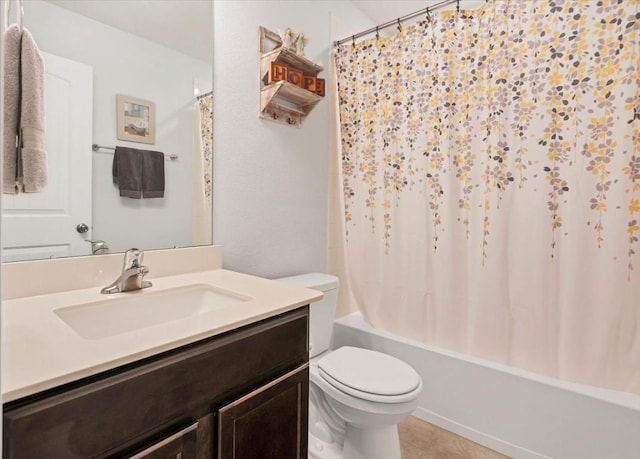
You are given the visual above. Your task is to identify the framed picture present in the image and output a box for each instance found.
[116,94,156,144]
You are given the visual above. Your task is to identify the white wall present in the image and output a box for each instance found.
[24,1,212,253]
[213,0,373,278]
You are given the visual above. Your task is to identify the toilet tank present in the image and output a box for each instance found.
[275,273,339,358]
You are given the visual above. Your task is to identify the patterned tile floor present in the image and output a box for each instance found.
[398,416,510,459]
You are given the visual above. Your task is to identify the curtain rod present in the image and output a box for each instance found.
[334,0,459,47]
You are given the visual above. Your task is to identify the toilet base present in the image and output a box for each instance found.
[308,431,343,459]
[342,424,401,459]
[308,424,400,459]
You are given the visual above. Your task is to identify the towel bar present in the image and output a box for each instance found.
[92,144,179,161]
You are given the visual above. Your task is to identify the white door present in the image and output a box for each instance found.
[2,52,93,262]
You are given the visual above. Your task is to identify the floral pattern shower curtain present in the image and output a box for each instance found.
[192,93,213,246]
[198,93,213,208]
[335,0,639,393]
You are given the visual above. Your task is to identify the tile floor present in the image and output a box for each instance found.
[398,416,510,459]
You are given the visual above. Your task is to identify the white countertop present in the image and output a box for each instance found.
[2,269,322,403]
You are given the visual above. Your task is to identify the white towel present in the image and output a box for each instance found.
[2,26,47,194]
[2,25,21,194]
[19,27,47,193]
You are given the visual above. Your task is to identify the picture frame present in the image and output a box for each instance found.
[116,94,156,144]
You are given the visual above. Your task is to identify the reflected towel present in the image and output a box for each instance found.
[142,150,165,198]
[113,146,143,199]
[3,26,47,194]
[20,27,47,192]
[2,25,21,194]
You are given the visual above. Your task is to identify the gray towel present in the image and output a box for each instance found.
[113,146,143,199]
[141,150,165,198]
[112,146,165,199]
[2,25,21,194]
[19,27,47,193]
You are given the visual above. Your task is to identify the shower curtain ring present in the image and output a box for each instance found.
[456,0,460,13]
[426,7,431,22]
[352,35,355,48]
[397,18,402,31]
[376,26,379,40]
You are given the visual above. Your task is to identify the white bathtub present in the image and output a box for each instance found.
[332,312,640,459]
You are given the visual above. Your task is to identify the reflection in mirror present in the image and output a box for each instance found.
[1,0,213,262]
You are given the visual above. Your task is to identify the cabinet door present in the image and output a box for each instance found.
[126,423,198,459]
[218,365,308,459]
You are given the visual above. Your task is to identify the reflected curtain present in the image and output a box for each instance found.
[192,93,213,245]
[335,0,640,393]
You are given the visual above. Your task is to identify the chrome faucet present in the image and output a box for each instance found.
[101,248,152,294]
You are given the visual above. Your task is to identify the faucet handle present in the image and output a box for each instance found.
[85,239,109,255]
[123,248,144,270]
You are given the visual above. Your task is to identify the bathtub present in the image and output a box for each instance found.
[332,312,640,459]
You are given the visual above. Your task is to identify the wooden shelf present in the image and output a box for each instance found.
[260,81,322,126]
[259,26,324,128]
[261,81,321,111]
[260,46,323,81]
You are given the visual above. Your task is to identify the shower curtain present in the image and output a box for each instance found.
[192,93,213,245]
[334,0,640,394]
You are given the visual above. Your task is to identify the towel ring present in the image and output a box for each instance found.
[4,0,24,31]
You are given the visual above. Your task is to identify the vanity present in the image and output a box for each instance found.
[2,246,321,458]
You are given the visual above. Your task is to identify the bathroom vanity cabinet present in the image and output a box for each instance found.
[3,307,309,459]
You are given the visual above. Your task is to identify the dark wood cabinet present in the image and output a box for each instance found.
[126,422,198,459]
[218,365,308,459]
[3,307,309,459]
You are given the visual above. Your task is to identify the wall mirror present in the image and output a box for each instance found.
[2,0,213,262]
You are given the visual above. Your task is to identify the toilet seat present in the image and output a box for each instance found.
[317,346,421,404]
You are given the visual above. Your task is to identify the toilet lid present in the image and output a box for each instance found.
[317,346,421,398]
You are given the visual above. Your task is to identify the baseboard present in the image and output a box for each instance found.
[412,407,551,459]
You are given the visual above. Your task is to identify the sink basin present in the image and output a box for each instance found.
[54,284,252,340]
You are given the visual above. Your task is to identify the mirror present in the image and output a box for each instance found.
[1,0,213,262]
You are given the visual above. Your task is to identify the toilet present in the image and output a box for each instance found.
[276,273,422,459]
